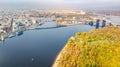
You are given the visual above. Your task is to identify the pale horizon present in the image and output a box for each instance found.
[0,0,120,11]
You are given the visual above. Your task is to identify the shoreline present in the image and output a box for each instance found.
[52,42,68,67]
[52,26,120,67]
[52,43,67,67]
[52,37,75,67]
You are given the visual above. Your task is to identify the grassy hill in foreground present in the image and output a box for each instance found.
[53,26,120,67]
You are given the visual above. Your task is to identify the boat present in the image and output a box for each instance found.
[16,31,23,36]
[8,34,15,38]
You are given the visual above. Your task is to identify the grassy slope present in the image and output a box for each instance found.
[53,26,120,67]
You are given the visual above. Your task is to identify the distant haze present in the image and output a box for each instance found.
[0,0,120,11]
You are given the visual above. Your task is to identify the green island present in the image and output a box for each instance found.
[53,26,120,67]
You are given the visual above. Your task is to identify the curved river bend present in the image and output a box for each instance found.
[0,21,95,67]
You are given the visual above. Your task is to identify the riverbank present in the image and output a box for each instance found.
[52,26,120,67]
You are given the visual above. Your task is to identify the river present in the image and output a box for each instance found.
[110,16,120,25]
[0,21,95,67]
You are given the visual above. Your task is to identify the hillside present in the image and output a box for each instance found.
[53,26,120,67]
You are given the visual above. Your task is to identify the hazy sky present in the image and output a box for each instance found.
[1,0,120,3]
[0,0,120,10]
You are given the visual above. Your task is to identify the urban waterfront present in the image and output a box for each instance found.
[0,0,120,67]
[0,21,94,67]
[0,15,120,67]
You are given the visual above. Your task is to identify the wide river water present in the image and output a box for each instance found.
[0,16,119,67]
[0,21,94,67]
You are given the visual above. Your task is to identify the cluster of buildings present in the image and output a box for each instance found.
[55,12,108,26]
[0,8,47,41]
[0,8,109,41]
[0,8,46,34]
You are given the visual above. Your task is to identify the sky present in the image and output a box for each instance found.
[0,0,120,10]
[1,0,120,4]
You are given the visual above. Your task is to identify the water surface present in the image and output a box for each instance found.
[0,22,95,67]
